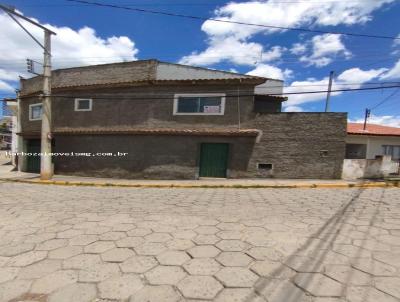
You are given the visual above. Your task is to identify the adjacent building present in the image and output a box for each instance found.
[16,60,347,179]
[346,123,400,160]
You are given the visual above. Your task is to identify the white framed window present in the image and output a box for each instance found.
[29,103,43,121]
[74,98,92,111]
[173,93,225,115]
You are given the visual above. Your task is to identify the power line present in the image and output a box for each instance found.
[17,85,400,100]
[65,0,400,41]
[370,88,400,110]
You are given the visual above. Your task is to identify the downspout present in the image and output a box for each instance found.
[237,80,241,130]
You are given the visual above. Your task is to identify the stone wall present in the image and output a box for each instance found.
[241,113,347,179]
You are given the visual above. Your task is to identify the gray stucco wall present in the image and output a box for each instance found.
[53,135,255,179]
[50,113,346,180]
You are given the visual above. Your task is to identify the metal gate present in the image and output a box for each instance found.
[199,143,229,178]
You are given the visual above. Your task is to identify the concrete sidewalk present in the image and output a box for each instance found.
[0,166,399,188]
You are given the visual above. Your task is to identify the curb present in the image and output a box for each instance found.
[1,178,399,189]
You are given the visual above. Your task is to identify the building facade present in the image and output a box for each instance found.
[17,60,347,179]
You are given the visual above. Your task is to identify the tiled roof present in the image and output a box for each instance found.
[347,123,400,137]
[52,127,260,137]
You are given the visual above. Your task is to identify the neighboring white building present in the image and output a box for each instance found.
[343,123,400,179]
[346,123,400,160]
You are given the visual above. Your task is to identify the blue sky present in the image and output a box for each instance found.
[1,0,400,126]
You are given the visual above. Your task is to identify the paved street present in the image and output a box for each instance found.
[0,183,400,302]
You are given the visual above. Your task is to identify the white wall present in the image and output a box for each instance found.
[346,135,400,159]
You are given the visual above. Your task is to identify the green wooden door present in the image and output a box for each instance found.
[199,143,229,178]
[27,139,41,173]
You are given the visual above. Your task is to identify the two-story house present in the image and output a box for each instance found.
[17,60,347,179]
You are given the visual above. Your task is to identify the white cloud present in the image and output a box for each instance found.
[246,63,293,80]
[299,34,351,67]
[180,0,392,68]
[0,12,139,93]
[179,37,285,66]
[0,80,14,92]
[350,114,400,127]
[380,59,400,79]
[284,105,304,112]
[201,0,394,40]
[290,43,307,55]
[283,67,386,107]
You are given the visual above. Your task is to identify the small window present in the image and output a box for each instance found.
[174,94,225,115]
[29,103,42,121]
[75,98,92,111]
[320,150,329,157]
[258,163,273,170]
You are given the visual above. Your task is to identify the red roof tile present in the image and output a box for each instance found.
[347,123,400,137]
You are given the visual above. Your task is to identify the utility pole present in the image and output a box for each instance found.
[363,108,371,130]
[325,71,334,112]
[0,4,56,179]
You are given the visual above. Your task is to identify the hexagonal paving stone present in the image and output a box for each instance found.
[156,251,190,266]
[193,234,220,245]
[8,251,48,267]
[145,233,173,243]
[188,245,221,258]
[145,266,187,285]
[352,259,397,276]
[294,273,343,297]
[17,259,62,279]
[216,252,253,267]
[120,256,158,273]
[99,231,126,241]
[177,276,223,300]
[173,230,197,239]
[215,267,258,287]
[116,236,145,248]
[194,226,219,235]
[36,239,68,251]
[31,270,78,294]
[63,253,102,270]
[127,228,152,237]
[166,239,195,251]
[48,282,97,302]
[284,255,323,273]
[217,230,243,240]
[79,263,121,282]
[84,241,115,254]
[251,259,295,279]
[346,286,398,302]
[373,251,400,267]
[69,234,98,246]
[48,246,83,260]
[129,285,182,302]
[217,222,245,231]
[375,277,400,299]
[98,274,144,300]
[0,267,19,283]
[135,242,166,256]
[324,264,371,285]
[255,278,310,302]
[216,240,248,252]
[215,288,264,302]
[57,229,84,239]
[332,244,372,258]
[246,247,283,261]
[183,258,222,275]
[101,248,135,262]
[0,243,35,257]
